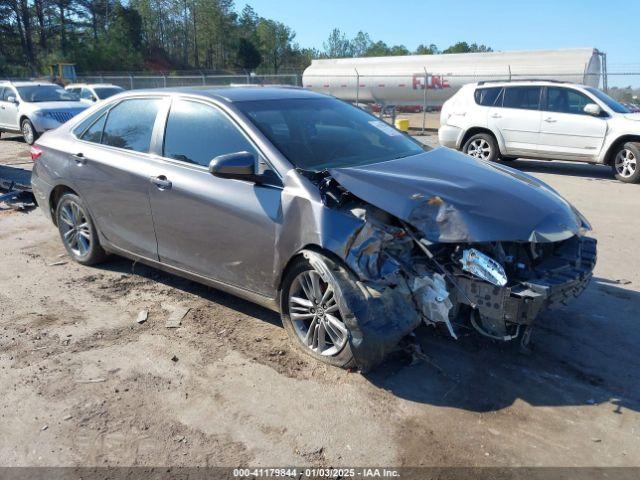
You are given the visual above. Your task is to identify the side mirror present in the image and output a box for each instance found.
[584,103,602,116]
[91,96,97,102]
[7,95,17,104]
[209,151,256,180]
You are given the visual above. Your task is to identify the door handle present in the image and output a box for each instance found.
[544,117,557,123]
[490,113,501,118]
[72,153,87,165]
[150,175,172,190]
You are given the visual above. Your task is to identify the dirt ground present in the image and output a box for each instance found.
[1,132,639,468]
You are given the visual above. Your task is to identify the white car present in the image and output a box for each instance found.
[0,81,87,144]
[65,83,125,104]
[439,80,640,183]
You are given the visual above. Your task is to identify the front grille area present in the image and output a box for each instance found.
[49,111,75,123]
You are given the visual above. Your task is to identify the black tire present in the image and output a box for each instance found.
[462,132,499,162]
[280,253,356,369]
[55,193,107,265]
[21,118,39,145]
[611,142,640,183]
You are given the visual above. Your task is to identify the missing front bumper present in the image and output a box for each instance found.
[454,236,597,336]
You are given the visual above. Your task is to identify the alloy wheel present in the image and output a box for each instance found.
[59,201,92,257]
[614,149,637,178]
[22,121,34,144]
[467,138,492,160]
[288,270,348,356]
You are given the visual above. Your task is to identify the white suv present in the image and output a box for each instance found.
[439,80,640,183]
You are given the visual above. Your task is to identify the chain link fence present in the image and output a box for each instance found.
[76,73,301,90]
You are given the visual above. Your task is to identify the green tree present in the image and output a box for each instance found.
[323,28,351,58]
[256,18,294,73]
[443,41,493,54]
[415,43,439,55]
[236,37,261,72]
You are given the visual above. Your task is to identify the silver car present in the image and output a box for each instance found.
[31,87,597,371]
[0,81,88,144]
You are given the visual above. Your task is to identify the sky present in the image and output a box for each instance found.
[237,0,639,86]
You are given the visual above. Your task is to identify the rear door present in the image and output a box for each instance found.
[537,86,607,161]
[148,97,282,296]
[70,97,166,259]
[488,86,542,156]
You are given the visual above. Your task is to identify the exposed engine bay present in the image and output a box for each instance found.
[301,165,597,371]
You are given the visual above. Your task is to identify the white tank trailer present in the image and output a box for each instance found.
[302,48,603,108]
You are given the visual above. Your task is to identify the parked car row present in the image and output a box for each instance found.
[0,81,123,144]
[30,86,597,370]
[439,80,640,183]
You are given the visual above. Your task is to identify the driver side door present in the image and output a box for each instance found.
[0,87,20,130]
[148,98,283,297]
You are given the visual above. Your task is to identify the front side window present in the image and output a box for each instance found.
[237,97,427,171]
[474,87,503,106]
[163,99,258,167]
[81,88,95,100]
[545,87,592,115]
[16,85,78,102]
[585,87,630,114]
[2,88,16,102]
[101,98,162,153]
[502,86,542,110]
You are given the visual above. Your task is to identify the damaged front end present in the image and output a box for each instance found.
[298,150,597,371]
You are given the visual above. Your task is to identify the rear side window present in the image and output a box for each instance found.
[503,87,541,110]
[545,87,592,115]
[474,87,502,106]
[81,113,107,143]
[163,99,257,167]
[102,98,162,153]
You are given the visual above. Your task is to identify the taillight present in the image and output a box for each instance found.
[30,145,43,161]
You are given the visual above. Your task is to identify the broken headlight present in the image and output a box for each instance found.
[460,248,508,287]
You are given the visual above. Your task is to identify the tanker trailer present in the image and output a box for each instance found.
[302,48,602,109]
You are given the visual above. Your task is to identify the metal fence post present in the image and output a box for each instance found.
[129,74,134,90]
[163,75,167,88]
[422,67,428,134]
[202,72,206,85]
[355,68,359,105]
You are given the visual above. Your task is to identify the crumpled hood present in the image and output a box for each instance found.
[329,147,587,243]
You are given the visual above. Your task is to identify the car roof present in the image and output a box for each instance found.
[0,81,57,87]
[118,86,327,103]
[472,80,589,89]
[66,83,123,88]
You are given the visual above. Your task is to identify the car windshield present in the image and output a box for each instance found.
[93,87,124,99]
[16,85,78,102]
[585,87,630,114]
[236,97,427,170]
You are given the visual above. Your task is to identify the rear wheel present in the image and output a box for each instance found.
[55,193,107,265]
[281,254,356,369]
[463,133,499,162]
[21,118,38,145]
[612,142,640,183]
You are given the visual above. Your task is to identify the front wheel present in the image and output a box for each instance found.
[21,118,39,145]
[463,133,499,162]
[280,253,356,369]
[612,142,640,183]
[56,193,107,265]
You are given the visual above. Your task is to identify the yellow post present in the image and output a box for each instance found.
[395,118,410,132]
